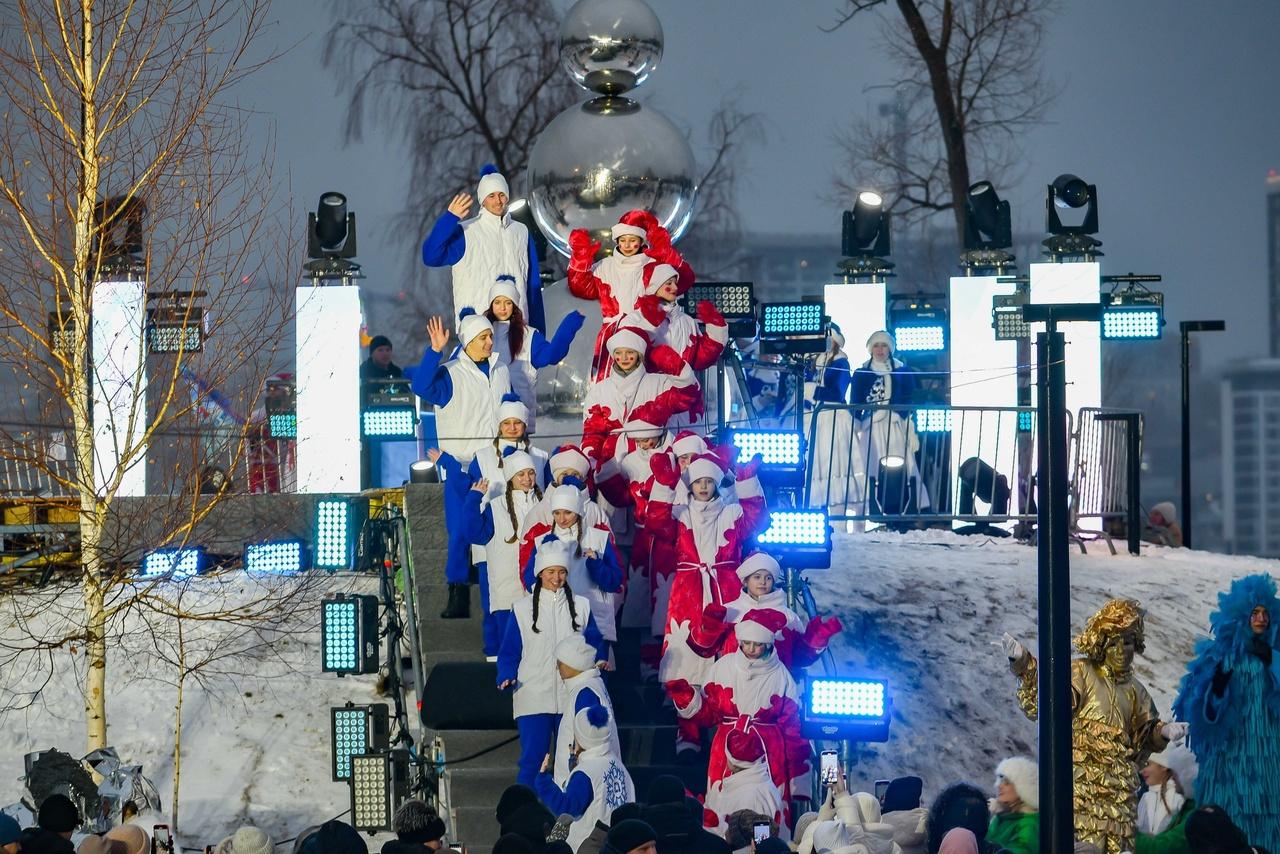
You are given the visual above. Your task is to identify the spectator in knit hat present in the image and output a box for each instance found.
[21,795,80,854]
[1,814,23,854]
[217,827,273,854]
[602,819,659,854]
[1143,501,1183,548]
[986,757,1038,854]
[382,800,447,854]
[297,820,367,854]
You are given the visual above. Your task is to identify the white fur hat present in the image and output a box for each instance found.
[497,395,529,427]
[573,704,612,751]
[643,262,680,295]
[829,322,846,350]
[685,454,725,486]
[1150,501,1177,524]
[458,311,493,347]
[555,634,597,672]
[477,164,509,201]
[502,450,535,478]
[611,222,648,241]
[736,552,783,585]
[489,276,522,308]
[550,445,590,477]
[550,484,585,515]
[608,327,649,356]
[534,538,572,576]
[866,330,895,355]
[670,431,707,458]
[1148,743,1198,799]
[995,756,1039,811]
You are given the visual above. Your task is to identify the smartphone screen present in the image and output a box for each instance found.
[874,779,891,800]
[753,822,770,843]
[820,749,838,784]
[152,825,172,854]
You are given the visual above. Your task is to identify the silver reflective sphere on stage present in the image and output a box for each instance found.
[559,0,663,95]
[527,97,698,258]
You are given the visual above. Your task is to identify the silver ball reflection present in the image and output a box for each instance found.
[559,0,663,95]
[527,97,697,258]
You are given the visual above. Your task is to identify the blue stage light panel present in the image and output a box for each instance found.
[244,539,306,574]
[893,324,946,352]
[322,594,380,675]
[315,498,354,570]
[1101,307,1162,340]
[761,302,825,337]
[803,676,892,741]
[138,547,206,580]
[361,409,417,439]
[269,413,297,439]
[332,706,368,780]
[728,429,803,467]
[759,510,829,547]
[1018,411,1034,433]
[914,409,953,433]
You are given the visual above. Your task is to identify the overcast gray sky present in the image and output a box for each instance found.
[247,0,1280,368]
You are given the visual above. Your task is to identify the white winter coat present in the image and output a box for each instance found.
[591,252,651,320]
[565,747,636,851]
[705,758,785,839]
[509,587,594,717]
[548,523,617,642]
[451,211,530,322]
[482,487,541,613]
[491,320,540,431]
[434,356,511,463]
[554,669,620,784]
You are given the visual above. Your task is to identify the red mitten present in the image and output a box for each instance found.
[701,602,729,634]
[803,615,843,648]
[650,451,680,488]
[648,343,685,375]
[702,682,737,717]
[636,293,666,326]
[695,299,725,327]
[647,223,675,262]
[665,678,695,709]
[569,228,602,272]
[735,452,764,481]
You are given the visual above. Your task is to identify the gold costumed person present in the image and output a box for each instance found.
[1000,599,1188,854]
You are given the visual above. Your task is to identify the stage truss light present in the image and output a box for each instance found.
[315,497,369,570]
[306,191,361,277]
[1044,173,1101,257]
[361,408,418,439]
[331,702,390,781]
[802,676,891,741]
[409,459,441,484]
[914,409,953,433]
[265,377,296,439]
[146,294,205,354]
[349,750,411,833]
[47,311,76,356]
[962,181,1014,269]
[757,509,832,569]
[683,281,756,338]
[992,294,1031,341]
[725,428,804,489]
[839,190,893,279]
[244,539,307,575]
[138,546,207,580]
[321,594,380,675]
[1101,288,1164,340]
[893,324,946,353]
[761,302,825,338]
[1018,411,1034,433]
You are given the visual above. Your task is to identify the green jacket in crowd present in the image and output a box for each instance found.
[987,810,1039,854]
[1134,800,1196,854]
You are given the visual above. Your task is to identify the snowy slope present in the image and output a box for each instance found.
[807,530,1278,801]
[0,533,1274,847]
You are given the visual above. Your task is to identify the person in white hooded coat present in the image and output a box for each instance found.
[797,784,902,854]
[552,634,621,785]
[534,704,635,852]
[704,727,785,839]
[496,539,605,787]
[850,330,930,513]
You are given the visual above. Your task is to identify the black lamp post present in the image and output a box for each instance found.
[1179,320,1225,549]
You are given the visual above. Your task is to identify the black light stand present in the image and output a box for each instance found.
[1179,320,1225,549]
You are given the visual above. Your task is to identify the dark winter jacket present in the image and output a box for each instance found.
[575,820,610,854]
[499,801,555,849]
[380,842,438,854]
[1134,799,1195,854]
[987,811,1038,854]
[925,783,992,854]
[20,828,75,854]
[640,802,732,854]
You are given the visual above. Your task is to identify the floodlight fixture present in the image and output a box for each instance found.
[761,301,825,338]
[757,509,832,569]
[914,409,953,434]
[802,676,891,741]
[47,311,76,356]
[361,408,418,439]
[724,428,804,489]
[265,377,296,439]
[349,749,412,833]
[331,702,390,781]
[1044,173,1101,257]
[873,456,917,517]
[138,546,207,580]
[321,594,380,675]
[94,195,147,274]
[962,180,1014,269]
[146,304,204,354]
[243,539,307,574]
[839,189,894,279]
[409,459,440,484]
[992,293,1031,341]
[306,191,362,277]
[315,497,368,570]
[1101,286,1164,340]
[683,281,756,338]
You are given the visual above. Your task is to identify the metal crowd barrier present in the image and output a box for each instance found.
[1070,407,1144,532]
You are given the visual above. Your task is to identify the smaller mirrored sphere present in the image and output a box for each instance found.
[559,0,663,95]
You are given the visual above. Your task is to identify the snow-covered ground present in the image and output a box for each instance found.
[0,533,1274,847]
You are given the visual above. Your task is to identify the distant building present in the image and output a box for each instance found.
[1221,359,1280,557]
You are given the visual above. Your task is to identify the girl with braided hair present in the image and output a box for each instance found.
[497,538,604,787]
[461,450,544,657]
[468,394,550,497]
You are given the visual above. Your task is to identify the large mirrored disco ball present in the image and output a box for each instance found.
[528,97,697,258]
[560,0,663,95]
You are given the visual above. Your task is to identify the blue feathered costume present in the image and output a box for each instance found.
[1172,572,1280,850]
